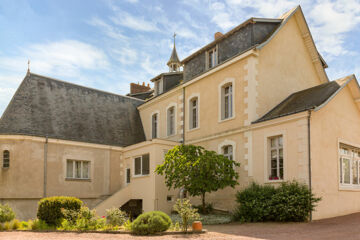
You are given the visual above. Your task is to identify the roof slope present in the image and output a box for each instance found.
[253,81,342,123]
[0,73,146,146]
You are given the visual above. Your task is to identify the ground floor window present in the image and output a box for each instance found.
[134,154,150,176]
[66,160,90,179]
[268,135,283,181]
[339,144,360,187]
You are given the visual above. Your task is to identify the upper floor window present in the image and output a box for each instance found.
[222,145,233,160]
[221,83,233,120]
[339,145,360,187]
[268,136,283,181]
[207,47,218,69]
[3,150,9,168]
[134,154,150,176]
[189,97,198,129]
[167,106,175,136]
[152,113,158,139]
[154,79,163,96]
[66,159,90,179]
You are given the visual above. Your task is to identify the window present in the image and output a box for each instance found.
[189,97,198,129]
[339,145,360,186]
[126,168,131,184]
[167,106,175,136]
[134,154,150,176]
[207,47,217,69]
[222,145,233,160]
[221,84,233,120]
[268,136,283,181]
[66,160,90,179]
[152,113,158,139]
[3,150,9,168]
[167,195,173,202]
[155,79,163,96]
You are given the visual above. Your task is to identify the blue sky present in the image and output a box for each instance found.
[0,0,359,114]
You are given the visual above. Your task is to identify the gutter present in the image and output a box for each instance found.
[44,136,48,198]
[307,110,312,221]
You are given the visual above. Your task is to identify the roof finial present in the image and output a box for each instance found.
[173,32,176,46]
[27,59,30,73]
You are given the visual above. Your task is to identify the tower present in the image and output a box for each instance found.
[167,33,181,72]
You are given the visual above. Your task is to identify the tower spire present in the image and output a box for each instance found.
[167,33,181,72]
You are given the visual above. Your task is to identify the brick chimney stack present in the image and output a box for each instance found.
[214,32,224,40]
[130,82,151,94]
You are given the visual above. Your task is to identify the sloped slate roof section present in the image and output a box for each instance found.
[0,73,146,147]
[253,81,341,123]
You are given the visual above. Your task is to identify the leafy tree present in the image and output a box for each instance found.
[155,144,240,211]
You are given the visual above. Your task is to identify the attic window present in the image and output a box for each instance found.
[207,46,218,69]
[155,79,163,96]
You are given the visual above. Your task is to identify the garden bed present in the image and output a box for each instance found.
[171,213,232,225]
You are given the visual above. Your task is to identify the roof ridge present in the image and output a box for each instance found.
[29,72,145,102]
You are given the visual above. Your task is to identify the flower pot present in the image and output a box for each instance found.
[192,221,202,232]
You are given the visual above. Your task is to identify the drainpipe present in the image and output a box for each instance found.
[43,136,48,198]
[307,110,312,221]
[182,87,185,144]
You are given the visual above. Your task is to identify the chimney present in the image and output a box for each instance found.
[130,82,151,94]
[214,32,224,40]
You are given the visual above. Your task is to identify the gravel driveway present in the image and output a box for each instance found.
[2,213,360,240]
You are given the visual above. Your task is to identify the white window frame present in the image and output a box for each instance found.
[151,111,159,139]
[133,154,150,177]
[218,78,235,122]
[187,93,200,131]
[218,140,236,162]
[206,45,218,69]
[264,131,286,183]
[166,103,177,137]
[154,79,163,96]
[66,159,91,180]
[339,142,360,189]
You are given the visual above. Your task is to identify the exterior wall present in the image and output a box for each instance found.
[139,88,183,142]
[257,16,323,118]
[0,136,123,220]
[311,86,360,220]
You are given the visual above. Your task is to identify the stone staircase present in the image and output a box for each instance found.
[94,185,132,216]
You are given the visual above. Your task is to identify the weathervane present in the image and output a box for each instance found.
[27,59,30,73]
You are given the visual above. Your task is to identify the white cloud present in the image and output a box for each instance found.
[88,17,127,40]
[0,40,109,78]
[110,9,159,32]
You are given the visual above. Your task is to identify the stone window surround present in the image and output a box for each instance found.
[166,102,177,137]
[150,110,160,139]
[187,93,200,132]
[218,139,236,161]
[218,78,236,123]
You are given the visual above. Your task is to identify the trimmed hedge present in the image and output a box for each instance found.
[0,204,15,223]
[131,211,172,235]
[234,181,321,222]
[37,196,83,226]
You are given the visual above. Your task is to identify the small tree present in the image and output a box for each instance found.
[173,199,200,232]
[155,144,240,211]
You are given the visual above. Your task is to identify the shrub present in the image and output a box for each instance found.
[31,219,53,230]
[37,196,82,226]
[131,211,172,235]
[10,219,20,230]
[19,221,29,230]
[194,203,214,214]
[106,207,127,226]
[3,221,10,230]
[0,204,15,223]
[234,181,321,222]
[173,199,200,232]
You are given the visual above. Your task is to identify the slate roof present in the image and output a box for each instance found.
[167,45,180,65]
[253,81,342,123]
[127,90,154,100]
[0,73,146,147]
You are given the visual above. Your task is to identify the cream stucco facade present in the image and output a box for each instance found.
[1,6,359,221]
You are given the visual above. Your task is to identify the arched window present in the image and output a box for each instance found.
[152,113,158,139]
[3,150,9,168]
[167,106,175,136]
[189,97,198,129]
[222,145,233,160]
[221,83,233,120]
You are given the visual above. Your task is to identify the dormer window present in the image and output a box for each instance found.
[207,46,218,69]
[154,79,163,96]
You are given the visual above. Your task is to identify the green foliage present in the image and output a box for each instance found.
[3,221,10,230]
[37,196,83,226]
[106,208,127,226]
[156,144,240,210]
[194,203,214,214]
[19,221,29,230]
[0,204,15,223]
[131,211,172,235]
[31,219,53,230]
[123,219,132,231]
[234,181,321,222]
[173,199,200,232]
[10,219,20,230]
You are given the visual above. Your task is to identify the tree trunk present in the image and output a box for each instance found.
[202,192,206,212]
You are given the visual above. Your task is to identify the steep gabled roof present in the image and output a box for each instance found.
[253,78,349,123]
[0,73,146,146]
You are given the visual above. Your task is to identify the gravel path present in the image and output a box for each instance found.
[2,213,360,240]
